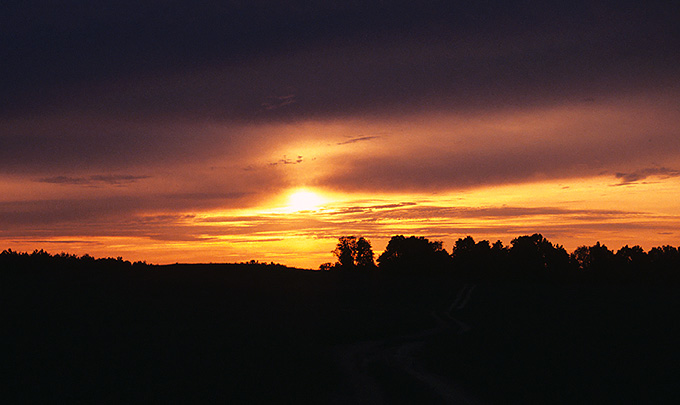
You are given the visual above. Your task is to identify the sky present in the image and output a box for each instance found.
[1,1,679,268]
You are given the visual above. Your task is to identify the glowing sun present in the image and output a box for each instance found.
[287,189,325,212]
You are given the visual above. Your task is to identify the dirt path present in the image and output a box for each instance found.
[331,283,481,404]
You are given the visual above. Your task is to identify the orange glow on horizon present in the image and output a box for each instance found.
[2,97,679,269]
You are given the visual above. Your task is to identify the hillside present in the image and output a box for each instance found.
[2,260,680,403]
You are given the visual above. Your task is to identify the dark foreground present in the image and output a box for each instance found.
[2,264,679,403]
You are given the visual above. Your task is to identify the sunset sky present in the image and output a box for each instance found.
[2,1,679,268]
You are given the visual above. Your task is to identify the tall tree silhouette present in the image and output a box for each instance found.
[333,236,356,268]
[354,237,376,268]
[332,236,375,270]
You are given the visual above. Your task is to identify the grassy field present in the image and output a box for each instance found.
[2,264,679,403]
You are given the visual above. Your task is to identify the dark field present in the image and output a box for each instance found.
[2,264,680,403]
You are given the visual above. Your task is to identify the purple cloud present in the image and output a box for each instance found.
[614,167,680,185]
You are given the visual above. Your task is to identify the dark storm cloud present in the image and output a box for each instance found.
[1,0,678,192]
[0,115,266,174]
[2,0,677,120]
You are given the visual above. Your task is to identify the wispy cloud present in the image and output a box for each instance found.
[261,93,297,111]
[322,204,640,223]
[330,202,417,214]
[164,192,251,201]
[37,174,149,186]
[613,167,680,185]
[268,155,304,166]
[18,239,99,245]
[337,136,380,145]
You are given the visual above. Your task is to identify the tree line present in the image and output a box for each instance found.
[3,235,679,282]
[321,234,680,282]
[0,249,149,271]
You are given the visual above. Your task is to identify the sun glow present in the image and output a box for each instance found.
[286,189,325,212]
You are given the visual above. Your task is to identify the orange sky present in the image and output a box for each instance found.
[2,98,680,268]
[1,2,679,268]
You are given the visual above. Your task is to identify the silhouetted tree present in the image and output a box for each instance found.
[333,236,357,269]
[451,236,477,262]
[354,237,376,269]
[451,236,493,278]
[509,234,570,278]
[331,236,376,270]
[648,245,680,278]
[571,242,615,275]
[377,235,451,275]
[616,245,646,264]
[490,240,509,265]
[615,245,648,278]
